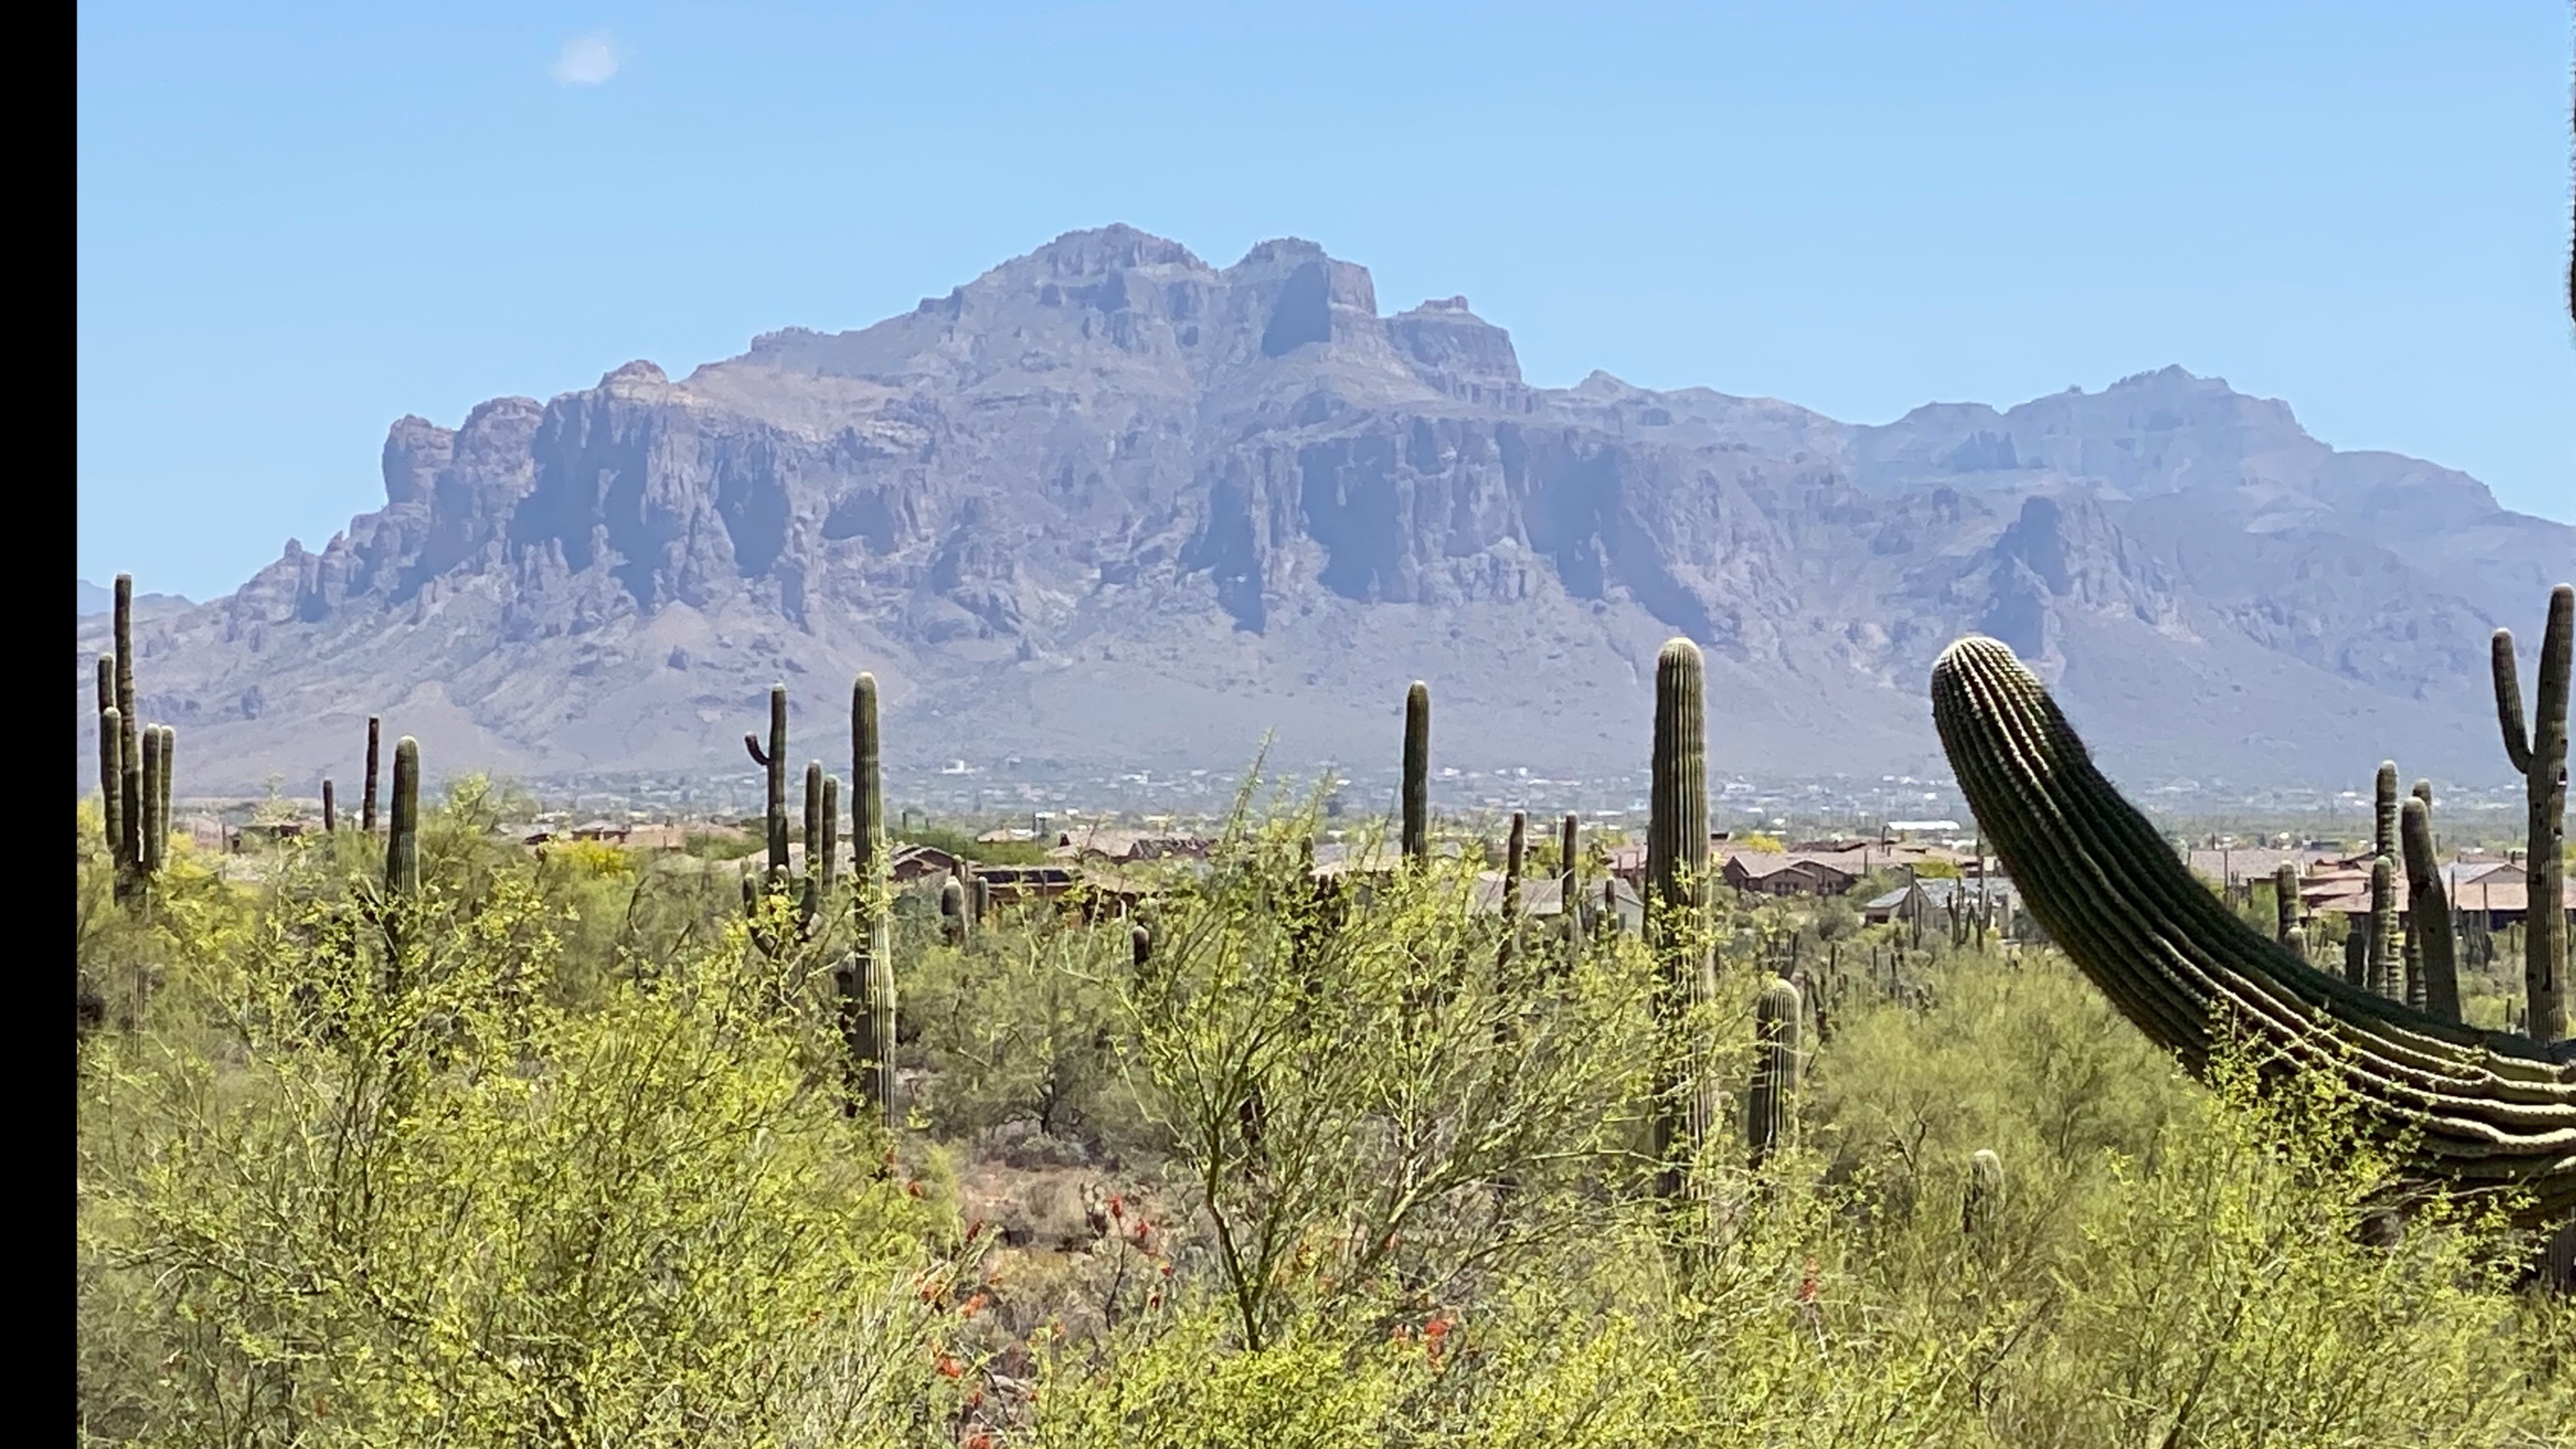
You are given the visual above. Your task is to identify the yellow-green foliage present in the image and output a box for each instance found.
[73,794,2576,1445]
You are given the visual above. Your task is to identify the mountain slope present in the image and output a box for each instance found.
[72,226,2574,797]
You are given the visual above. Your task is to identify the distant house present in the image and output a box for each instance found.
[971,864,1081,907]
[571,820,632,844]
[890,843,965,885]
[1864,875,2027,936]
[1720,851,1862,898]
[1046,826,1213,865]
[230,821,307,851]
[1468,873,1644,934]
[2323,863,2573,931]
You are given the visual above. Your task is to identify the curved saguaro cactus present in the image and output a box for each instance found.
[1647,638,1715,1198]
[1932,635,2575,1227]
[2274,861,2300,945]
[2403,796,2462,1025]
[2492,584,2571,1042]
[1747,975,1801,1168]
[1402,682,1430,866]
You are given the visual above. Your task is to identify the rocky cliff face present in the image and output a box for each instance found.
[73,226,2574,795]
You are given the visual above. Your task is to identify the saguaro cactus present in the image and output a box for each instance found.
[939,875,966,946]
[1931,634,2575,1227]
[2402,796,2462,1025]
[1500,809,1526,975]
[2492,584,2571,1042]
[138,725,163,877]
[1402,681,1430,866]
[385,736,420,900]
[1964,1149,2007,1240]
[2368,855,2400,1000]
[114,576,140,874]
[2274,861,2300,944]
[154,726,173,865]
[1559,812,1580,966]
[1131,922,1153,972]
[840,672,896,1124]
[98,703,125,873]
[1747,975,1802,1168]
[1647,638,1715,1198]
[322,780,337,834]
[745,685,790,882]
[363,716,381,835]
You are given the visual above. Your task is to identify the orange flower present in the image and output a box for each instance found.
[907,1181,926,1198]
[1108,1193,1125,1220]
[935,1355,964,1379]
[964,1434,994,1449]
[1795,1257,1821,1305]
[961,1292,990,1318]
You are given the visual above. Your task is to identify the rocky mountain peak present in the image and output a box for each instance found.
[74,226,2574,794]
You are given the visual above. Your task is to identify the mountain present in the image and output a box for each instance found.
[72,226,2575,799]
[77,579,192,621]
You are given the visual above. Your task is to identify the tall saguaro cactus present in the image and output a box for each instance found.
[99,704,126,875]
[2402,796,2462,1025]
[322,780,337,834]
[1931,634,2575,1228]
[841,672,896,1124]
[2368,855,2400,1000]
[745,685,790,882]
[385,736,420,900]
[2274,861,2300,944]
[1647,638,1715,1200]
[1559,812,1580,967]
[2492,584,2572,1042]
[1500,809,1526,974]
[363,717,381,835]
[2369,762,2401,1000]
[1401,681,1430,866]
[114,576,141,876]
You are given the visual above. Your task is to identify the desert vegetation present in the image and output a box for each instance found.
[75,576,2576,1445]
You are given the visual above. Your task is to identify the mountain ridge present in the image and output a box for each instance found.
[72,224,2575,798]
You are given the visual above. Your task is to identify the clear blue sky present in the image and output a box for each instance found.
[78,1,2575,601]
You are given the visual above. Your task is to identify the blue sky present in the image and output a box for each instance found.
[79,1,2574,601]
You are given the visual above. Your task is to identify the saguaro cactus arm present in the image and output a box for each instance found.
[2402,797,2462,1026]
[1932,635,2575,1227]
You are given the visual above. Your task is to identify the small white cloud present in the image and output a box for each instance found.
[550,33,619,87]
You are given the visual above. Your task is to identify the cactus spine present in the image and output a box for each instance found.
[1747,975,1802,1167]
[841,672,896,1124]
[362,716,381,835]
[1401,681,1430,867]
[2492,584,2571,1041]
[1931,634,2575,1228]
[2274,861,2299,944]
[1647,638,1715,1200]
[2402,795,2462,1025]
